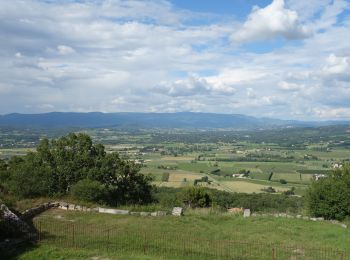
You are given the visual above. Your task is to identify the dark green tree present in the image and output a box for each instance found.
[182,186,211,208]
[4,133,153,205]
[307,165,350,220]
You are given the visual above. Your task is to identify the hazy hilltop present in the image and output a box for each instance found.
[0,112,348,129]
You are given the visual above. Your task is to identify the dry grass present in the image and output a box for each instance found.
[220,181,289,193]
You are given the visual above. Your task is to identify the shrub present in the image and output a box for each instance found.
[280,179,287,184]
[70,179,106,203]
[307,165,350,220]
[161,172,170,182]
[262,186,276,193]
[181,186,212,208]
[283,187,295,196]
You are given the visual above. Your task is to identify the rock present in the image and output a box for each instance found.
[140,212,150,216]
[52,202,60,207]
[310,217,317,221]
[316,217,324,221]
[130,211,140,216]
[98,207,129,215]
[172,207,183,216]
[1,204,31,235]
[68,204,76,211]
[156,211,167,216]
[339,223,347,229]
[59,202,69,210]
[150,212,157,216]
[243,209,251,218]
[296,215,302,219]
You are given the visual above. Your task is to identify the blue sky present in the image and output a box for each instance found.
[0,0,350,120]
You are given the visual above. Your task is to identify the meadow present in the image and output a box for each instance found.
[10,208,350,259]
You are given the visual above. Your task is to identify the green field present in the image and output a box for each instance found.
[1,126,349,197]
[8,208,349,259]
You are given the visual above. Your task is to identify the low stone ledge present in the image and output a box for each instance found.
[21,202,60,220]
[98,207,130,215]
[249,212,347,228]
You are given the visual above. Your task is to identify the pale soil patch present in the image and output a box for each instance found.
[220,181,289,193]
[168,171,204,182]
[161,156,194,161]
[154,181,186,188]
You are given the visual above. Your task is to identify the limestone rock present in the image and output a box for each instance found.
[172,207,183,216]
[243,209,251,218]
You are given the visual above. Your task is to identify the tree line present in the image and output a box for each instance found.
[0,133,153,206]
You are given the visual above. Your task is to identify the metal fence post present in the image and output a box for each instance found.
[72,224,75,248]
[272,246,275,260]
[38,221,42,242]
[107,229,110,252]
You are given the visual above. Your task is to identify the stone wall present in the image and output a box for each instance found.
[57,202,168,217]
[21,202,60,220]
[249,212,347,229]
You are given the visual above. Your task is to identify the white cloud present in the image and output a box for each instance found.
[155,75,236,97]
[322,54,350,80]
[232,0,311,43]
[278,81,303,91]
[0,0,349,120]
[312,107,350,119]
[57,45,76,55]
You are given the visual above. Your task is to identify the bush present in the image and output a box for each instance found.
[283,187,295,196]
[181,186,211,208]
[307,165,350,220]
[153,187,303,213]
[161,172,170,182]
[262,186,276,193]
[280,179,287,184]
[70,179,106,203]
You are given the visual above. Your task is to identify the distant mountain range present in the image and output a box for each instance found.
[0,112,348,129]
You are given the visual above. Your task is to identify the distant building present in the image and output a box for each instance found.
[313,174,327,181]
[332,163,343,169]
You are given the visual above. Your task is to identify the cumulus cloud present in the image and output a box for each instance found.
[232,0,311,43]
[278,81,303,91]
[0,0,349,120]
[57,45,76,55]
[312,107,350,119]
[155,75,236,97]
[322,54,350,81]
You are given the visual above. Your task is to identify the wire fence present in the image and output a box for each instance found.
[28,219,350,260]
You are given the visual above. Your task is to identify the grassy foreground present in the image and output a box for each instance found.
[8,208,349,259]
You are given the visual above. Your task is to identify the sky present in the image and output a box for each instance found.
[0,0,350,120]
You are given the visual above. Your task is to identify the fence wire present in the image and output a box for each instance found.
[29,220,350,260]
